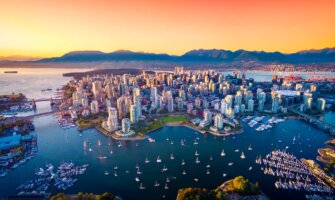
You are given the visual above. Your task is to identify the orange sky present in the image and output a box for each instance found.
[1,0,335,57]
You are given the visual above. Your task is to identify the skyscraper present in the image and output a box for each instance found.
[130,104,138,123]
[107,107,118,131]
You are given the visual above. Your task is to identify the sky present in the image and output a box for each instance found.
[1,0,335,58]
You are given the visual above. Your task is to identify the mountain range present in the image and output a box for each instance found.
[36,48,335,64]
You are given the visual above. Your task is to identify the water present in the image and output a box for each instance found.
[0,68,332,199]
[0,115,330,200]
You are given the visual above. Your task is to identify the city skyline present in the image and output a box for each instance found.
[1,0,335,58]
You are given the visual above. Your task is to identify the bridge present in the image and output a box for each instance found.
[0,98,65,106]
[288,107,335,135]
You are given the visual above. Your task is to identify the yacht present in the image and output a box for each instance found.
[222,173,227,177]
[220,149,225,157]
[139,183,145,190]
[148,137,155,143]
[182,170,187,175]
[249,166,253,171]
[194,178,199,182]
[181,159,186,166]
[164,183,169,190]
[145,157,150,163]
[162,165,168,172]
[104,171,110,176]
[228,162,234,166]
[89,148,92,152]
[206,165,211,168]
[135,177,140,182]
[157,156,162,163]
[195,157,200,164]
[240,152,246,159]
[234,149,239,152]
[170,154,175,160]
[154,181,160,187]
[170,141,174,145]
[110,150,113,154]
[248,144,252,151]
[195,150,199,156]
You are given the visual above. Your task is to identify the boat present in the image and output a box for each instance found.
[170,154,174,160]
[114,171,118,177]
[156,156,162,163]
[148,137,155,143]
[162,165,168,172]
[145,157,150,163]
[234,149,239,152]
[113,166,118,170]
[104,171,110,175]
[194,178,199,182]
[240,152,246,159]
[206,169,210,175]
[98,156,107,160]
[4,71,18,73]
[170,141,174,145]
[89,148,92,152]
[206,165,210,168]
[195,157,200,164]
[154,181,160,187]
[137,168,142,174]
[164,183,169,190]
[228,162,233,166]
[110,150,113,154]
[0,170,8,177]
[195,150,199,156]
[220,149,225,157]
[193,139,198,145]
[209,156,213,161]
[139,183,145,190]
[222,173,227,177]
[182,170,186,175]
[181,139,184,146]
[248,144,252,151]
[166,177,170,183]
[249,166,253,171]
[135,177,140,182]
[181,159,185,165]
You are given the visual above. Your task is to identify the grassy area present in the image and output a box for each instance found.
[76,113,106,130]
[159,115,188,123]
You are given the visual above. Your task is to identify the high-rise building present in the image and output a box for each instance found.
[121,118,131,134]
[220,99,227,114]
[271,95,279,113]
[317,98,326,112]
[116,96,127,119]
[130,105,138,123]
[151,86,157,108]
[107,107,118,131]
[167,96,174,112]
[214,113,223,129]
[92,81,102,100]
[248,99,254,112]
[258,100,264,112]
[203,109,212,123]
[225,95,233,108]
[90,100,99,114]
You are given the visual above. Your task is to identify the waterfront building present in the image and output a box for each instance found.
[167,96,174,112]
[92,80,102,100]
[234,91,243,107]
[271,94,280,113]
[195,97,201,108]
[107,107,118,131]
[214,113,223,129]
[225,95,233,108]
[258,100,264,112]
[121,118,131,134]
[306,97,313,110]
[117,96,127,119]
[226,107,235,119]
[203,109,212,123]
[177,97,183,111]
[151,86,157,108]
[90,100,99,114]
[130,105,139,123]
[82,96,89,108]
[187,103,194,114]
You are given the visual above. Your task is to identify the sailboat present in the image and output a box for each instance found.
[181,159,186,166]
[240,152,246,159]
[170,154,175,160]
[210,156,213,161]
[154,181,160,187]
[234,149,239,152]
[89,148,92,152]
[139,183,145,190]
[135,177,140,182]
[206,169,210,175]
[220,149,225,157]
[114,171,118,177]
[157,156,162,163]
[164,183,169,190]
[110,150,113,154]
[228,162,233,166]
[135,163,139,169]
[166,177,170,183]
[181,139,184,146]
[248,144,252,151]
[162,165,168,172]
[195,157,200,164]
[193,139,198,145]
[104,170,110,176]
[195,150,199,156]
[248,166,253,171]
[182,170,187,175]
[137,167,142,174]
[222,173,227,177]
[145,157,150,163]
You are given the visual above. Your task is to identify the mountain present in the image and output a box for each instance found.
[39,50,176,62]
[36,48,335,63]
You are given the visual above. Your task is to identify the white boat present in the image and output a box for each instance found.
[114,171,118,177]
[181,159,185,165]
[104,171,110,176]
[170,141,174,145]
[137,168,142,174]
[110,150,113,154]
[157,156,162,163]
[210,156,213,160]
[164,183,169,190]
[206,165,210,168]
[139,183,145,190]
[222,173,227,177]
[148,137,155,143]
[154,181,160,187]
[182,170,186,175]
[206,169,210,175]
[170,154,175,160]
[220,149,225,157]
[195,150,199,156]
[193,139,198,145]
[135,177,140,182]
[181,139,184,146]
[228,162,233,166]
[248,144,252,151]
[240,152,246,159]
[248,166,253,171]
[194,178,199,182]
[89,148,92,152]
[195,157,200,164]
[234,149,239,152]
[162,165,168,172]
[145,157,150,163]
[114,166,118,170]
[166,177,170,183]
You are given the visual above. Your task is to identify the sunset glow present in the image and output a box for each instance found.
[1,0,335,57]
